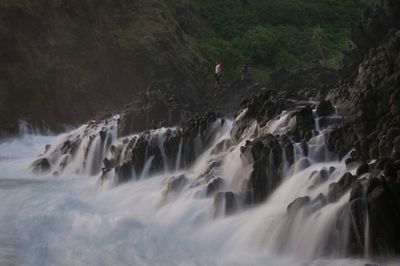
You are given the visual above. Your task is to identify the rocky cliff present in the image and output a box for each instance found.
[325,0,400,256]
[328,0,400,161]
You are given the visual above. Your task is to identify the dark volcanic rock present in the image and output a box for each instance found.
[329,30,400,160]
[115,161,133,184]
[206,177,224,196]
[384,161,397,181]
[242,134,292,205]
[367,186,400,254]
[287,196,310,220]
[30,158,51,174]
[316,99,335,117]
[329,172,357,202]
[166,174,188,193]
[214,191,238,216]
[289,105,315,141]
[349,197,368,253]
[356,163,370,177]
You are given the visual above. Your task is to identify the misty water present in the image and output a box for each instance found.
[0,115,399,266]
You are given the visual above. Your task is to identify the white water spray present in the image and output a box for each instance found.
[0,108,397,266]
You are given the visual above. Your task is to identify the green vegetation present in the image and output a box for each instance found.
[193,0,379,80]
[1,0,379,83]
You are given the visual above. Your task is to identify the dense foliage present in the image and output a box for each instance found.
[193,0,379,79]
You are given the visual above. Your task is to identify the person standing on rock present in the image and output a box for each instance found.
[241,64,252,88]
[214,61,223,89]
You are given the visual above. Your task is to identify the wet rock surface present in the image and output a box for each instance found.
[30,158,52,174]
[328,6,400,162]
[242,134,293,205]
[214,191,239,216]
[117,84,208,136]
[27,0,400,258]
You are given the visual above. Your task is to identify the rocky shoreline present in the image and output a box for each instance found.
[27,0,400,259]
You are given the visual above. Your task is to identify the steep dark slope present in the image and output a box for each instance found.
[0,0,209,134]
[328,0,400,161]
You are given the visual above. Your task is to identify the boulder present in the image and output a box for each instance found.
[30,158,52,174]
[206,177,224,196]
[296,157,311,171]
[384,161,398,181]
[328,172,357,201]
[287,196,310,220]
[290,105,315,140]
[356,163,370,177]
[166,174,188,193]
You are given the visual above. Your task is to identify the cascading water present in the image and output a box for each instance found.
[0,106,399,266]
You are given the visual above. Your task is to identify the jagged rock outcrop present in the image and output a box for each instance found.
[321,1,400,256]
[117,83,208,136]
[211,64,338,122]
[118,112,222,179]
[341,160,400,256]
[328,0,400,161]
[31,110,226,184]
[230,89,319,144]
[241,134,293,205]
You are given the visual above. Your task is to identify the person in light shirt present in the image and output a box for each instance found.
[214,61,223,89]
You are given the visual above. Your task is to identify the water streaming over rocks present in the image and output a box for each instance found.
[1,1,400,264]
[2,98,400,266]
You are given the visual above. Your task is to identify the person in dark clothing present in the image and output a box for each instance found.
[241,64,252,88]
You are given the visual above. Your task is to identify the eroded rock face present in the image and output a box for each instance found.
[230,69,337,144]
[288,105,315,141]
[287,196,310,220]
[165,174,188,194]
[115,161,133,184]
[328,172,357,202]
[241,134,294,205]
[108,112,224,182]
[367,185,400,254]
[322,4,400,254]
[343,159,400,256]
[329,34,400,161]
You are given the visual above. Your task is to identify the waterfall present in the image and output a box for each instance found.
[364,187,371,259]
[1,103,397,266]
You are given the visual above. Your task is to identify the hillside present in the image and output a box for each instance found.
[195,0,379,78]
[0,0,378,134]
[0,0,209,134]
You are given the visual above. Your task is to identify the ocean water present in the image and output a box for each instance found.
[0,132,398,266]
